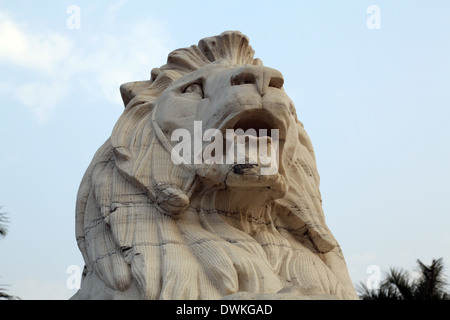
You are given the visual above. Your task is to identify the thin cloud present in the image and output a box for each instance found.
[14,81,70,123]
[0,11,173,123]
[0,13,73,74]
[105,0,128,25]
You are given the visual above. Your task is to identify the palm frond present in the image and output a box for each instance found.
[415,258,448,300]
[356,258,449,300]
[0,208,8,238]
[356,281,400,300]
[0,282,20,300]
[384,267,415,300]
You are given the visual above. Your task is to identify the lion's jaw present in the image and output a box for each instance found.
[154,61,292,208]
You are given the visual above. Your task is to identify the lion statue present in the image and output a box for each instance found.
[71,31,358,300]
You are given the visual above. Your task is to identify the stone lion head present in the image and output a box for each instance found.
[72,31,358,300]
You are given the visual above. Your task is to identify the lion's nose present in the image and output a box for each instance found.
[230,65,284,96]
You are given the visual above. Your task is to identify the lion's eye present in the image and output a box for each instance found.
[182,82,204,98]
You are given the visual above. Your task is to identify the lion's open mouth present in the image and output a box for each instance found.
[224,109,287,140]
[233,116,275,138]
[207,109,287,173]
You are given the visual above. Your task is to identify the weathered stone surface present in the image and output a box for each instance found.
[71,31,358,300]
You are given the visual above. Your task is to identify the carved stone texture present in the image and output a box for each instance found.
[71,31,359,300]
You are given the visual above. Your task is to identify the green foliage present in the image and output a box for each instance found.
[0,207,8,238]
[0,284,20,300]
[358,258,449,300]
[0,207,19,300]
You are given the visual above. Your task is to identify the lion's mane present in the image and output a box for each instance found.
[73,31,357,300]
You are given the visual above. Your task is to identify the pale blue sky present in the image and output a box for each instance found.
[1,0,449,299]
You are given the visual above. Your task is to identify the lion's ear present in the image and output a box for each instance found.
[120,80,152,107]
